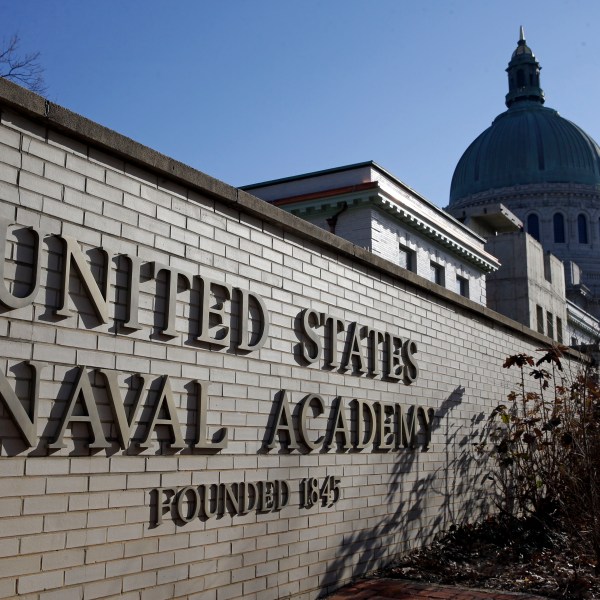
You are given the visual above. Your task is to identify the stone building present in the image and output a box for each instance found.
[484,232,567,342]
[243,161,500,306]
[447,28,600,345]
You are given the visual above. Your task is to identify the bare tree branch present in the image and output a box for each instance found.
[0,35,46,94]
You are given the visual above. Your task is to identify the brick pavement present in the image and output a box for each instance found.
[326,578,548,599]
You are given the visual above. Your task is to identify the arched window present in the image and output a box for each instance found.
[553,213,565,243]
[527,214,540,241]
[578,214,588,244]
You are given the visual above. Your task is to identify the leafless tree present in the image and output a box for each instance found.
[0,35,46,93]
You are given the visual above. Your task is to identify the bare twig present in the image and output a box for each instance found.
[0,35,46,93]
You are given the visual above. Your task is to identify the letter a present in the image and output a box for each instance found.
[266,391,298,450]
[49,367,110,449]
[139,376,185,449]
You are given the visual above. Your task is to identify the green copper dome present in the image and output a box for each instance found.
[449,30,600,206]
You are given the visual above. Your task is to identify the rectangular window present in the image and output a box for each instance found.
[546,311,554,339]
[536,305,544,334]
[399,244,416,272]
[556,317,563,344]
[456,275,469,298]
[430,261,445,286]
[543,254,552,283]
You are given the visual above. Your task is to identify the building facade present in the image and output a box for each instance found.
[447,29,600,346]
[243,161,499,307]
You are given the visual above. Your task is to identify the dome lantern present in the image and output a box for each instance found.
[505,27,545,108]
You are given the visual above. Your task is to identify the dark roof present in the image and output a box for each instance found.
[450,31,600,206]
[240,161,376,190]
[449,102,600,205]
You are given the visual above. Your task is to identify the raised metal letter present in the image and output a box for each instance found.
[266,390,299,450]
[99,369,149,449]
[341,322,366,373]
[299,393,325,451]
[237,288,269,352]
[193,380,228,450]
[196,276,232,347]
[0,361,46,447]
[355,399,376,449]
[0,219,42,309]
[138,376,185,449]
[122,254,143,330]
[49,367,110,449]
[55,235,112,323]
[402,339,419,384]
[151,262,191,337]
[300,308,322,364]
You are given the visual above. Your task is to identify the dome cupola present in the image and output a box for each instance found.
[505,27,544,107]
[449,29,600,207]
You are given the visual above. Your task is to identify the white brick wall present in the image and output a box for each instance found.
[0,90,566,600]
[371,210,487,304]
[301,207,487,305]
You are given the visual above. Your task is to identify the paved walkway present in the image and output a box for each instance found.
[326,578,547,599]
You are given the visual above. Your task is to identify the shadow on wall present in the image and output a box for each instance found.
[318,386,491,598]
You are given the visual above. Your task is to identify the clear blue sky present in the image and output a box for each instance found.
[2,0,599,207]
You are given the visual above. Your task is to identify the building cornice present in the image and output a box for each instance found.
[281,189,499,273]
[272,182,379,207]
[567,300,600,339]
[374,195,499,273]
[449,181,600,211]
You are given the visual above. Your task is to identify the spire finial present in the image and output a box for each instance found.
[505,29,545,107]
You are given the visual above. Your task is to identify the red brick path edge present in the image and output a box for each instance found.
[325,578,548,599]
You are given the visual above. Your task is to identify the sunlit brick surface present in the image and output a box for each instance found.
[0,83,565,599]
